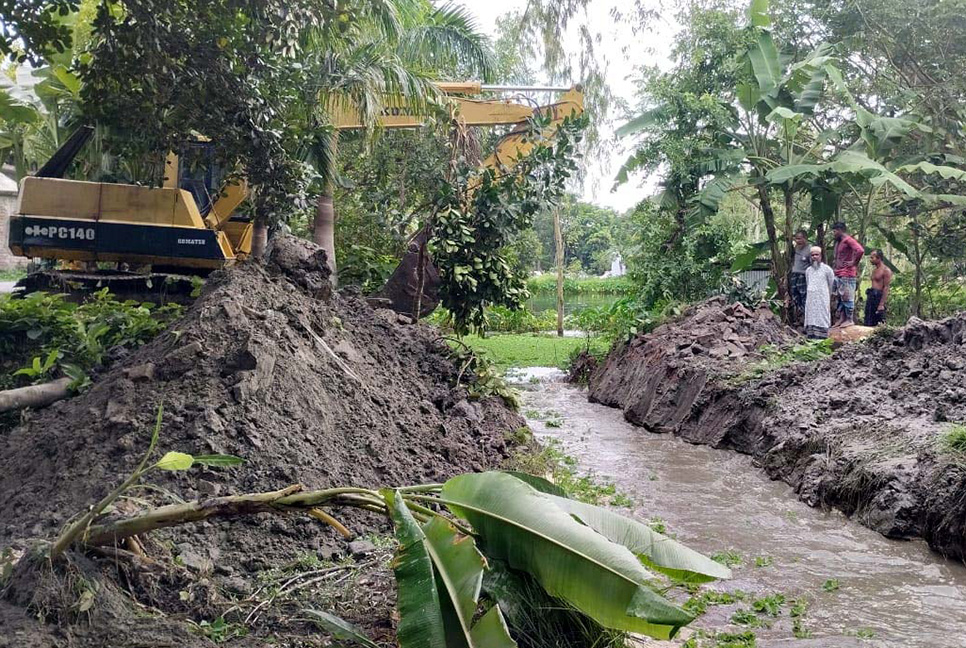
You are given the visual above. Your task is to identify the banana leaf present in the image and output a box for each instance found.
[747,31,781,97]
[545,494,732,583]
[387,490,516,648]
[441,472,694,639]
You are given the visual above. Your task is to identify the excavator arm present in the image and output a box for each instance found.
[346,84,584,317]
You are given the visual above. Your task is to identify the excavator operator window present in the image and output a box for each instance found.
[178,142,225,217]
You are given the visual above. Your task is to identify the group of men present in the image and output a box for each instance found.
[788,222,893,340]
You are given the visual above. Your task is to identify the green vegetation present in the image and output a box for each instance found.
[0,289,182,390]
[459,333,606,370]
[447,342,520,409]
[683,589,747,617]
[0,270,26,282]
[526,275,634,296]
[790,598,812,639]
[56,427,730,644]
[509,438,635,509]
[731,339,834,384]
[822,578,840,592]
[753,555,773,568]
[711,550,743,568]
[939,425,966,456]
[730,608,761,628]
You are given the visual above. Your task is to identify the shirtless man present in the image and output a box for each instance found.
[864,249,893,326]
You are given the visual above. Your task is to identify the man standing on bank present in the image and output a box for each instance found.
[804,246,835,339]
[831,221,864,328]
[789,230,811,324]
[864,249,893,326]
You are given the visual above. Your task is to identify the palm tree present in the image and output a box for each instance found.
[299,0,494,279]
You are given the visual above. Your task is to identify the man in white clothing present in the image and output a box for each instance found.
[804,246,835,340]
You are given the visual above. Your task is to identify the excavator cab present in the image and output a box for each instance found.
[174,141,225,218]
[8,128,250,302]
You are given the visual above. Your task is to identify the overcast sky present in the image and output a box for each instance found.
[460,0,680,213]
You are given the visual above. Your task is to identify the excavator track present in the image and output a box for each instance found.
[15,270,200,304]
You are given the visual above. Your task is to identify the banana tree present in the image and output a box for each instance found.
[712,0,846,312]
[48,435,730,646]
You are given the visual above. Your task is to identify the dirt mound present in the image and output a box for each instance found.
[588,302,966,560]
[588,297,797,430]
[0,236,522,646]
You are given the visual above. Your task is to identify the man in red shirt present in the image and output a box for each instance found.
[831,221,864,328]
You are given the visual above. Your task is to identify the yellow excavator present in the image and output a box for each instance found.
[7,82,583,300]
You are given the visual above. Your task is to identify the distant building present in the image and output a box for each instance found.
[601,252,626,278]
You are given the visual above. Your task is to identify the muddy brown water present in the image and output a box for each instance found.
[516,372,966,648]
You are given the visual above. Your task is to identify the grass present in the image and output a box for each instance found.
[822,578,840,592]
[728,338,834,384]
[460,333,606,370]
[939,424,966,456]
[526,274,634,295]
[0,269,26,282]
[508,438,635,508]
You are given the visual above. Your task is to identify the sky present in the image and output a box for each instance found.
[460,0,680,213]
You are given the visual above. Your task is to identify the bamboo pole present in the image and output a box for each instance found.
[553,208,564,337]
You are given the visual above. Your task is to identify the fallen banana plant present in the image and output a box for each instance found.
[43,413,730,644]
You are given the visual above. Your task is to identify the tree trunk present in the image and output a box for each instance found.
[911,210,923,318]
[314,133,339,284]
[251,216,268,259]
[0,377,72,413]
[554,209,565,337]
[313,196,337,281]
[757,183,789,316]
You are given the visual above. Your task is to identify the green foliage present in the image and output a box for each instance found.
[508,438,634,509]
[730,608,761,627]
[0,270,27,282]
[822,578,840,592]
[440,472,713,639]
[711,550,743,568]
[0,289,182,389]
[387,490,516,648]
[938,425,966,456]
[526,275,634,296]
[683,589,746,616]
[751,593,785,617]
[457,334,606,371]
[447,342,520,408]
[301,609,379,648]
[193,617,248,644]
[432,113,587,335]
[734,339,833,383]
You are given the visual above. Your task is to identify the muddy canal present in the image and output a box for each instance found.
[517,373,966,648]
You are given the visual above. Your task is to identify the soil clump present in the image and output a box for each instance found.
[0,235,523,646]
[586,297,966,560]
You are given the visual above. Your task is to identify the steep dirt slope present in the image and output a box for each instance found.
[0,236,523,647]
[588,300,966,560]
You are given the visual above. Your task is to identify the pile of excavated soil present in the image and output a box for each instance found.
[589,297,798,430]
[588,301,966,560]
[0,236,523,646]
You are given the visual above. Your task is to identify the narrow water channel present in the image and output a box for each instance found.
[517,374,966,648]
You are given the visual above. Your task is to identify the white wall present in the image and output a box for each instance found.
[0,189,27,271]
